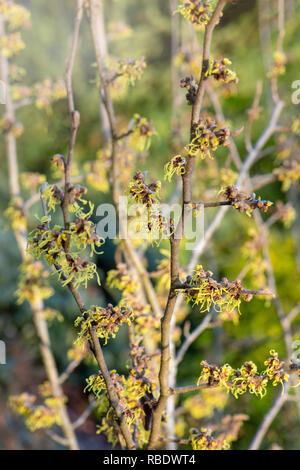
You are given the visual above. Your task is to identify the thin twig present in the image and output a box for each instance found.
[61,0,83,249]
[58,359,82,385]
[88,0,162,322]
[72,400,98,430]
[248,389,288,450]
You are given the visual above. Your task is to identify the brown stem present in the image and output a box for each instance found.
[191,0,229,124]
[62,0,83,247]
[72,400,97,430]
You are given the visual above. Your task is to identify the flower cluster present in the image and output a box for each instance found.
[205,58,238,84]
[148,212,175,244]
[20,172,46,193]
[11,79,66,110]
[178,265,258,316]
[75,303,133,345]
[107,263,139,294]
[187,118,230,158]
[129,114,155,151]
[107,264,161,341]
[268,50,287,78]
[107,263,160,344]
[105,56,146,99]
[58,256,100,288]
[199,361,233,387]
[183,388,228,420]
[128,170,161,207]
[220,168,238,186]
[272,202,296,228]
[136,308,160,343]
[11,83,31,101]
[230,362,270,398]
[28,180,103,290]
[164,155,186,181]
[264,350,290,387]
[220,185,273,215]
[15,261,53,305]
[34,78,66,110]
[9,393,65,432]
[218,414,249,444]
[0,116,23,137]
[67,344,87,364]
[274,160,300,191]
[42,308,63,323]
[0,1,31,30]
[291,117,300,136]
[128,337,157,431]
[129,336,155,384]
[190,427,229,450]
[198,350,290,399]
[85,369,154,447]
[69,216,104,256]
[67,184,89,209]
[8,63,26,82]
[108,57,146,86]
[0,32,25,57]
[176,1,214,27]
[42,184,64,212]
[28,211,102,289]
[50,152,65,174]
[127,171,173,244]
[242,229,267,290]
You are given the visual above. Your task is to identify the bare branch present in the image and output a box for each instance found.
[72,400,98,430]
[90,327,136,449]
[248,389,287,450]
[45,430,69,447]
[192,0,229,124]
[286,301,300,325]
[175,312,213,366]
[58,359,82,385]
